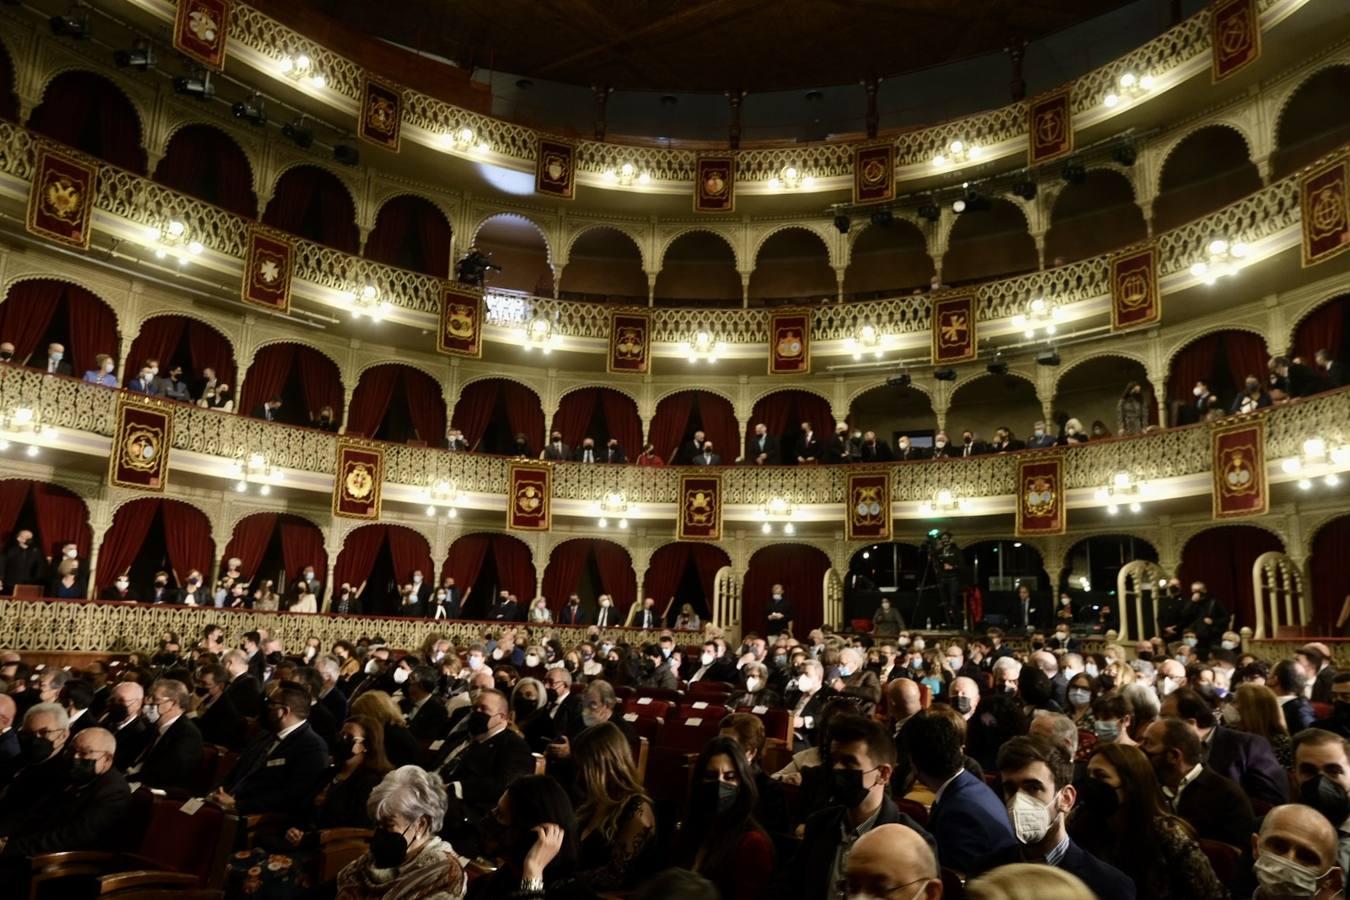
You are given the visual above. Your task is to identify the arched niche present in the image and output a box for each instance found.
[550,387,642,456]
[542,538,635,614]
[748,227,835,306]
[347,362,447,444]
[947,374,1041,442]
[1153,126,1261,233]
[643,542,731,624]
[263,165,359,253]
[559,227,647,302]
[649,390,738,465]
[96,498,214,594]
[844,220,934,298]
[451,378,545,455]
[962,539,1050,630]
[1311,516,1350,627]
[743,544,831,636]
[127,314,237,394]
[1166,329,1269,425]
[444,532,534,619]
[0,478,92,561]
[942,198,1036,285]
[155,123,257,218]
[222,513,327,599]
[241,342,345,427]
[1059,534,1159,632]
[0,278,120,377]
[1054,356,1155,437]
[749,389,835,464]
[473,214,553,295]
[1293,294,1350,364]
[365,195,452,278]
[654,230,741,307]
[1180,525,1284,634]
[1273,67,1350,180]
[335,523,433,617]
[1043,170,1146,264]
[29,70,145,172]
[848,382,936,445]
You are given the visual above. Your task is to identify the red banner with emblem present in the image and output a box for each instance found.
[608,311,651,375]
[1212,419,1268,519]
[1211,0,1261,82]
[507,462,552,532]
[333,440,385,520]
[27,143,96,250]
[241,226,294,313]
[1109,241,1161,331]
[1016,453,1065,537]
[677,474,722,541]
[932,294,976,364]
[1028,87,1073,166]
[1300,153,1350,267]
[846,471,891,541]
[437,284,483,358]
[769,310,811,375]
[109,398,173,491]
[536,139,576,200]
[359,76,404,152]
[853,144,895,205]
[695,155,735,212]
[173,0,230,70]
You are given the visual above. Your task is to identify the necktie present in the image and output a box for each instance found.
[585,450,592,463]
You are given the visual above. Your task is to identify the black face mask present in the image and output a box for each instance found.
[952,694,973,715]
[104,702,128,723]
[511,698,538,722]
[18,732,53,765]
[1075,778,1119,817]
[696,780,737,816]
[0,351,11,361]
[194,686,210,698]
[467,710,492,736]
[369,826,411,869]
[545,687,560,706]
[828,768,872,809]
[1300,774,1350,828]
[1136,651,1153,662]
[69,757,98,783]
[1335,702,1350,720]
[333,737,358,763]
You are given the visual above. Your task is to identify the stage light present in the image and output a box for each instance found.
[173,72,215,100]
[886,373,912,388]
[1061,161,1086,185]
[833,215,850,234]
[113,42,155,69]
[1012,178,1037,200]
[987,358,1008,376]
[1036,349,1062,366]
[934,367,956,381]
[870,209,893,227]
[49,10,91,39]
[282,116,313,149]
[917,203,941,222]
[952,197,966,214]
[231,93,267,126]
[333,144,360,166]
[1112,144,1138,167]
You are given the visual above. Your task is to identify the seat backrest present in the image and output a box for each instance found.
[656,713,721,754]
[1199,839,1241,885]
[678,701,728,722]
[894,797,930,828]
[138,796,240,887]
[623,696,672,719]
[635,686,682,703]
[688,681,734,698]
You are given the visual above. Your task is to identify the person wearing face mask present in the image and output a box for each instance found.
[1271,659,1318,735]
[892,433,925,462]
[833,647,882,706]
[1060,417,1088,445]
[0,703,72,810]
[968,736,1135,899]
[212,682,331,816]
[541,431,571,461]
[336,765,466,897]
[1180,581,1229,654]
[82,352,117,387]
[1232,374,1272,415]
[398,666,450,742]
[765,583,794,637]
[728,662,781,711]
[686,640,733,686]
[1249,804,1346,900]
[438,689,533,853]
[1027,419,1057,449]
[98,681,152,769]
[32,341,71,377]
[872,596,904,638]
[1140,717,1253,849]
[674,737,774,899]
[125,678,204,793]
[1292,729,1350,878]
[525,668,584,757]
[98,572,138,602]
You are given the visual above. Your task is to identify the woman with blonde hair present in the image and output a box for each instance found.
[1230,682,1293,769]
[967,863,1095,900]
[571,722,657,889]
[528,595,552,624]
[674,603,701,631]
[351,690,421,769]
[253,579,279,611]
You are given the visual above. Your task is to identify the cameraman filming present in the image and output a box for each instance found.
[935,531,964,628]
[455,246,501,287]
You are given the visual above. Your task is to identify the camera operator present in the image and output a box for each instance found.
[935,531,964,628]
[454,247,501,287]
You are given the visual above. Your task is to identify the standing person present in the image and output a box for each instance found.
[872,598,904,638]
[1116,382,1148,436]
[674,737,774,900]
[1181,582,1229,654]
[0,529,46,594]
[1140,718,1253,849]
[745,423,780,466]
[765,585,793,638]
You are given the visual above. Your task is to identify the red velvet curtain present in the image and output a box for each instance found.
[127,316,186,376]
[186,321,238,389]
[751,390,835,458]
[154,125,258,218]
[543,540,592,612]
[444,533,492,591]
[1223,332,1270,389]
[490,534,535,602]
[642,543,691,605]
[335,525,387,589]
[29,71,146,173]
[1179,526,1284,632]
[223,513,278,580]
[0,280,63,365]
[387,526,432,585]
[451,380,501,449]
[1295,297,1347,362]
[401,368,447,444]
[240,344,296,413]
[364,195,452,278]
[1312,517,1350,626]
[63,286,119,377]
[648,392,694,460]
[552,390,599,447]
[95,500,160,590]
[347,365,401,437]
[30,482,90,558]
[693,544,730,600]
[0,480,35,548]
[593,540,636,611]
[742,544,830,637]
[279,517,326,581]
[0,45,17,120]
[161,500,214,581]
[600,390,642,457]
[1169,334,1222,403]
[262,166,358,253]
[503,382,545,449]
[296,346,344,421]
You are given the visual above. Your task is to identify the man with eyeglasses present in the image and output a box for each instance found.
[127,679,204,794]
[844,822,942,900]
[0,703,69,801]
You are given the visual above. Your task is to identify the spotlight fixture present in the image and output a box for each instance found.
[173,71,215,100]
[934,367,957,382]
[833,214,850,234]
[986,358,1008,376]
[113,41,155,69]
[282,116,314,149]
[1011,178,1037,200]
[870,209,893,228]
[231,92,267,126]
[933,139,981,168]
[1061,161,1086,185]
[1035,349,1062,366]
[886,373,912,388]
[1111,144,1138,167]
[333,143,360,167]
[49,8,91,39]
[917,202,941,222]
[679,328,724,364]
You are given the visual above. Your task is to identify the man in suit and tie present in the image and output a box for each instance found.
[240,632,267,681]
[190,664,244,750]
[677,430,707,465]
[686,640,738,685]
[745,422,781,465]
[33,342,72,377]
[766,584,794,637]
[524,668,585,753]
[438,689,534,853]
[959,430,987,457]
[929,431,954,459]
[1271,659,1317,734]
[558,594,587,626]
[99,682,151,772]
[211,682,330,816]
[1162,687,1289,809]
[1027,420,1057,449]
[692,441,721,466]
[633,596,661,629]
[574,438,600,464]
[796,421,821,463]
[1013,583,1047,633]
[825,422,853,463]
[490,592,522,622]
[541,431,570,462]
[594,595,618,628]
[127,679,204,794]
[251,397,284,422]
[1142,717,1253,848]
[125,365,159,396]
[400,666,451,741]
[602,438,626,464]
[222,648,265,718]
[859,431,893,462]
[1316,348,1349,388]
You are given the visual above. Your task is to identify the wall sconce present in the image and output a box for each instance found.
[0,404,54,456]
[441,126,490,153]
[768,165,815,190]
[591,491,630,529]
[918,489,970,516]
[344,281,388,320]
[520,315,560,353]
[679,329,724,363]
[1189,236,1249,285]
[279,53,326,88]
[757,496,795,535]
[1281,436,1350,490]
[603,162,651,186]
[230,452,283,495]
[143,218,204,266]
[1104,70,1156,108]
[421,479,462,517]
[845,323,889,360]
[933,140,982,168]
[1094,470,1152,514]
[1011,295,1064,338]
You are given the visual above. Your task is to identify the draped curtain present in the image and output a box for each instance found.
[1312,517,1350,626]
[387,526,433,585]
[95,500,161,590]
[542,540,592,612]
[130,317,236,388]
[346,365,401,438]
[296,346,344,421]
[364,196,452,278]
[334,525,387,589]
[64,286,119,377]
[642,542,691,605]
[223,513,278,580]
[240,344,296,413]
[742,544,830,637]
[693,544,729,600]
[751,390,835,460]
[600,390,642,457]
[262,166,358,253]
[154,125,258,218]
[1179,526,1283,632]
[400,368,447,444]
[1222,332,1270,389]
[451,380,501,449]
[444,533,492,591]
[490,534,535,602]
[0,280,63,365]
[552,390,599,447]
[1169,334,1222,403]
[30,482,91,558]
[592,540,636,612]
[186,321,238,389]
[279,517,326,581]
[503,382,546,450]
[648,392,694,460]
[1295,297,1348,361]
[127,316,186,376]
[29,71,146,173]
[161,500,214,581]
[0,480,35,548]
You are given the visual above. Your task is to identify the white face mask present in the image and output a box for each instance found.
[797,675,817,693]
[525,654,540,667]
[143,704,160,724]
[700,652,715,666]
[65,548,78,559]
[1221,640,1238,650]
[413,575,423,584]
[912,639,926,652]
[393,668,410,685]
[103,361,114,373]
[1007,789,1058,844]
[467,656,484,671]
[1084,663,1099,678]
[772,593,783,600]
[745,677,762,692]
[364,659,378,674]
[1193,385,1205,397]
[115,579,129,589]
[934,440,946,449]
[1161,676,1182,696]
[1253,850,1331,897]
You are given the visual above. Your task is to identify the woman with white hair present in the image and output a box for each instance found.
[336,765,467,898]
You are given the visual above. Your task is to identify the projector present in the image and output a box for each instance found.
[1036,350,1062,366]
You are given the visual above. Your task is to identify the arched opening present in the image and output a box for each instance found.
[743,544,831,636]
[347,363,447,445]
[843,220,934,299]
[0,279,119,378]
[154,124,257,217]
[654,231,741,308]
[1043,170,1146,264]
[845,541,923,627]
[649,390,738,465]
[1059,534,1159,633]
[1272,67,1350,179]
[222,514,327,604]
[1167,330,1269,425]
[542,539,635,616]
[241,343,345,427]
[748,389,835,464]
[942,198,1037,285]
[1312,516,1350,627]
[847,383,937,451]
[450,378,545,455]
[1153,127,1262,232]
[643,543,731,626]
[1180,526,1284,632]
[29,70,145,172]
[96,499,214,596]
[948,375,1041,443]
[444,533,534,620]
[263,165,359,252]
[365,195,452,278]
[1293,294,1350,370]
[127,315,236,399]
[549,388,641,457]
[748,228,834,306]
[473,214,552,295]
[1054,356,1156,438]
[963,540,1050,630]
[0,480,91,594]
[0,41,20,120]
[335,523,433,617]
[558,227,647,303]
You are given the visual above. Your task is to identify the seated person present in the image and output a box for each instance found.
[211,682,331,816]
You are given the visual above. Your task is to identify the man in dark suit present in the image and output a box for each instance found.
[223,648,265,718]
[859,431,893,462]
[523,669,584,753]
[972,736,1135,900]
[1272,355,1322,399]
[745,423,781,465]
[438,689,533,849]
[33,342,72,377]
[127,679,204,793]
[402,667,451,741]
[766,585,794,637]
[240,632,266,681]
[929,431,954,459]
[676,430,707,466]
[558,594,587,626]
[0,530,45,595]
[125,365,159,396]
[1316,348,1349,388]
[540,431,570,461]
[904,708,1017,872]
[490,592,522,622]
[632,596,661,630]
[573,438,600,464]
[0,695,17,776]
[691,441,721,465]
[1181,582,1229,653]
[686,640,738,685]
[1162,688,1288,809]
[796,421,821,463]
[602,438,626,464]
[251,397,283,421]
[959,430,988,458]
[1142,718,1253,848]
[1271,659,1317,734]
[1301,644,1338,705]
[1013,583,1048,633]
[100,682,151,771]
[212,682,330,816]
[0,702,71,803]
[192,664,244,750]
[825,423,853,463]
[59,681,96,735]
[892,435,924,461]
[145,571,178,605]
[99,575,138,602]
[593,596,619,628]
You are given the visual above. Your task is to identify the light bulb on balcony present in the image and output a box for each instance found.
[949,140,964,155]
[361,284,378,301]
[597,517,608,528]
[784,166,798,181]
[235,480,248,492]
[296,54,311,70]
[1231,241,1249,258]
[1094,488,1109,502]
[1298,478,1313,491]
[1106,504,1119,515]
[1119,72,1137,89]
[446,508,457,518]
[1113,471,1131,489]
[13,407,34,426]
[1139,74,1155,89]
[919,502,933,515]
[783,523,795,535]
[1190,261,1209,277]
[459,127,475,144]
[309,74,325,89]
[426,505,436,517]
[618,518,629,529]
[1104,93,1121,108]
[1303,438,1327,459]
[937,489,953,506]
[259,484,271,496]
[637,171,651,185]
[1129,501,1142,513]
[1207,238,1230,256]
[1332,447,1350,466]
[933,153,948,166]
[167,220,186,237]
[1325,473,1342,487]
[761,522,772,534]
[24,445,38,457]
[0,439,9,451]
[278,56,293,74]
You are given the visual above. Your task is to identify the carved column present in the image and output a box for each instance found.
[323,542,340,613]
[1155,378,1169,428]
[338,386,356,434]
[592,85,612,142]
[834,266,847,303]
[726,90,745,150]
[739,271,752,309]
[356,224,372,256]
[646,271,658,307]
[1005,41,1027,102]
[863,76,880,139]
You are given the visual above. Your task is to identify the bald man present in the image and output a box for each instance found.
[886,677,922,740]
[99,681,151,770]
[845,823,942,900]
[1252,805,1344,899]
[0,694,17,772]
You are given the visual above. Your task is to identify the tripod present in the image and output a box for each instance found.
[913,542,946,630]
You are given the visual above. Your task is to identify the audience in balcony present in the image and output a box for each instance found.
[312,406,339,433]
[200,382,234,412]
[156,364,191,402]
[252,579,280,611]
[82,353,117,387]
[125,363,158,395]
[0,341,13,362]
[1061,418,1089,444]
[444,428,469,451]
[675,430,708,465]
[601,438,626,464]
[1232,376,1271,415]
[1316,348,1348,388]
[529,596,553,625]
[796,421,821,463]
[674,603,701,631]
[33,342,71,376]
[635,443,664,466]
[692,441,721,465]
[541,431,570,461]
[1116,382,1149,435]
[251,396,284,421]
[0,530,46,595]
[746,422,781,465]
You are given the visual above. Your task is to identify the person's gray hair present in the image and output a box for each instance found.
[512,677,547,714]
[368,765,449,833]
[42,668,71,690]
[1032,710,1080,757]
[1122,682,1161,720]
[800,658,824,680]
[151,678,189,709]
[549,667,573,686]
[743,661,769,682]
[23,702,70,729]
[991,656,1022,680]
[222,648,247,668]
[1130,659,1156,678]
[584,679,618,709]
[315,655,340,681]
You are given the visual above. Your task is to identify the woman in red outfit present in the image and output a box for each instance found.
[675,736,775,900]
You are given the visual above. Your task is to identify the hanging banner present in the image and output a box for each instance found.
[507,462,552,531]
[437,283,484,358]
[1028,87,1073,166]
[27,143,96,251]
[1300,154,1350,267]
[1212,418,1268,519]
[769,310,811,375]
[846,471,892,541]
[677,474,722,541]
[173,0,231,71]
[536,138,577,200]
[853,144,895,205]
[241,226,294,313]
[108,398,173,491]
[1109,241,1161,331]
[333,440,385,520]
[358,76,404,152]
[932,294,976,364]
[608,311,651,375]
[1016,453,1065,537]
[695,155,735,212]
[1211,0,1261,82]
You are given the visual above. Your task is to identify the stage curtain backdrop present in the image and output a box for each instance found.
[1312,516,1350,626]
[262,166,358,253]
[1169,334,1222,404]
[223,513,278,580]
[154,124,258,218]
[592,540,636,612]
[335,525,387,590]
[387,526,433,586]
[1179,526,1284,632]
[279,516,326,582]
[346,365,401,438]
[693,543,731,604]
[489,535,535,602]
[161,500,214,581]
[95,499,161,590]
[542,540,592,613]
[63,286,119,377]
[600,389,642,458]
[1223,331,1270,389]
[742,544,830,638]
[503,382,546,451]
[0,479,35,549]
[30,482,90,558]
[240,343,297,414]
[0,280,63,365]
[28,71,146,173]
[443,533,492,592]
[552,389,599,448]
[297,346,344,422]
[364,196,451,278]
[648,392,694,461]
[401,367,447,444]
[1295,296,1348,362]
[751,390,835,461]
